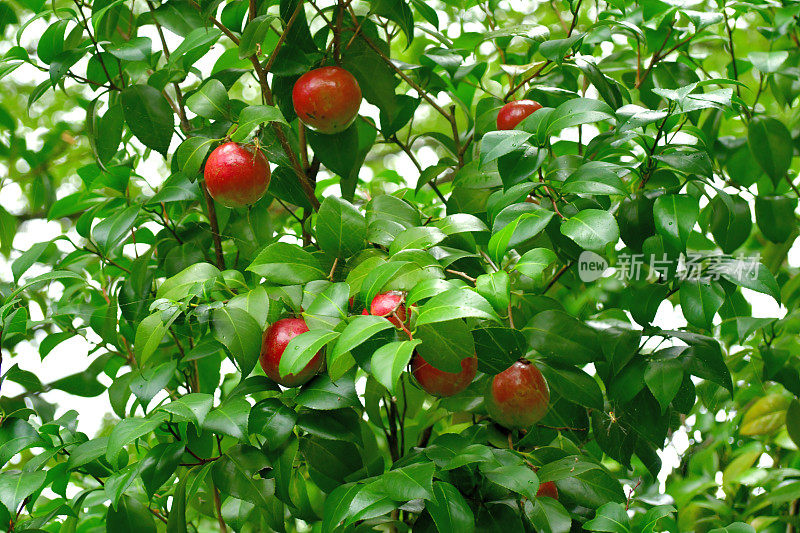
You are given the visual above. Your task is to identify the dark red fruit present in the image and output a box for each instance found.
[203,142,270,208]
[496,100,542,130]
[260,318,323,387]
[411,352,477,397]
[536,481,558,500]
[369,291,407,328]
[292,66,362,134]
[485,359,549,429]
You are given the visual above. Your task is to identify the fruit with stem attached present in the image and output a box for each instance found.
[496,100,542,130]
[260,318,323,387]
[203,142,270,207]
[485,359,549,428]
[367,291,407,328]
[411,352,478,397]
[292,66,362,134]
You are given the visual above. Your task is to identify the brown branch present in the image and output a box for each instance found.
[201,181,226,270]
[213,483,229,533]
[545,263,571,293]
[263,0,304,74]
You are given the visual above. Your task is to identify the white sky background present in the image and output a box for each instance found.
[0,1,793,497]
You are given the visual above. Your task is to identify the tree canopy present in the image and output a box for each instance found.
[0,0,799,531]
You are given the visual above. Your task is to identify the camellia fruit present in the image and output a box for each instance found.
[485,359,549,429]
[536,481,558,499]
[260,318,323,387]
[411,352,478,397]
[496,99,542,130]
[203,142,270,208]
[292,66,362,134]
[368,291,407,328]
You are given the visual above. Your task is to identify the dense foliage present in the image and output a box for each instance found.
[1,0,800,530]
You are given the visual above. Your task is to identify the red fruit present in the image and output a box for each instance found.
[411,352,477,397]
[292,66,362,134]
[496,100,542,130]
[203,142,270,208]
[369,291,407,328]
[260,318,323,387]
[536,481,558,500]
[485,359,549,429]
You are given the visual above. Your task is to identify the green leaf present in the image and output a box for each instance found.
[473,326,525,374]
[740,394,790,436]
[415,288,501,326]
[389,226,448,254]
[427,481,475,533]
[653,194,699,251]
[315,196,367,258]
[106,416,164,464]
[295,372,361,410]
[370,340,420,393]
[475,271,510,314]
[134,312,170,365]
[748,116,792,185]
[204,398,251,440]
[230,105,286,142]
[748,50,788,74]
[489,204,554,263]
[526,497,571,533]
[0,471,46,515]
[523,310,601,365]
[129,361,177,404]
[139,442,184,498]
[583,502,631,532]
[248,242,326,284]
[382,462,435,501]
[370,0,414,43]
[481,130,533,165]
[186,79,230,120]
[709,194,751,254]
[714,257,781,303]
[92,205,138,254]
[546,98,614,135]
[211,444,272,505]
[12,241,54,282]
[541,363,603,410]
[121,84,174,156]
[238,14,277,58]
[157,393,214,427]
[329,315,395,365]
[539,34,584,63]
[157,262,220,300]
[105,495,156,533]
[482,464,539,500]
[213,306,262,377]
[537,456,601,482]
[562,163,628,197]
[644,358,684,412]
[278,329,339,378]
[175,136,215,177]
[248,398,297,449]
[754,196,797,243]
[787,399,800,448]
[433,214,488,235]
[680,279,724,331]
[561,209,619,251]
[514,248,557,279]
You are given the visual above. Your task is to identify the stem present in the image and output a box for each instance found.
[213,483,229,533]
[73,0,120,90]
[723,9,741,97]
[545,263,571,293]
[201,181,226,270]
[449,104,463,168]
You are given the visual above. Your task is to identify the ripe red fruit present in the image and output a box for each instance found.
[369,291,407,328]
[292,66,362,134]
[485,359,549,429]
[496,99,542,130]
[411,352,478,397]
[536,481,558,500]
[260,318,323,387]
[203,142,270,208]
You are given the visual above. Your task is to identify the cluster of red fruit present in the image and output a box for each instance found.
[259,292,550,427]
[202,66,543,209]
[203,66,362,208]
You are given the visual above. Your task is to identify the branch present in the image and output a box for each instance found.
[201,181,226,270]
